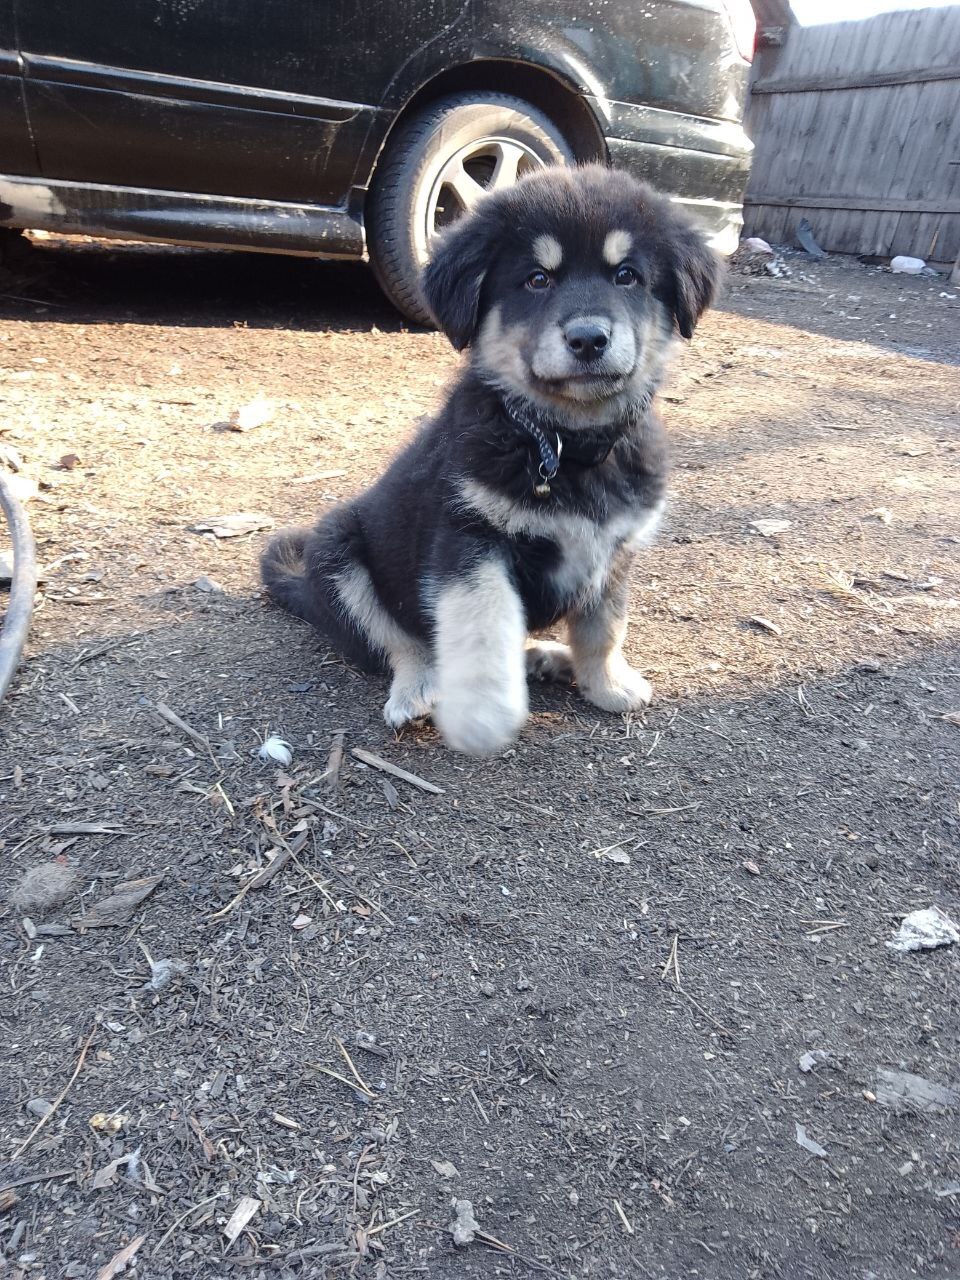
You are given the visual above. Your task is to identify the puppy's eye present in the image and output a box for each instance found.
[526,269,552,291]
[614,264,639,287]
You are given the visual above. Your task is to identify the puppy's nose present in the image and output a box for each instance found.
[564,320,611,360]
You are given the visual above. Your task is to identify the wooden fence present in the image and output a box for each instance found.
[743,7,960,264]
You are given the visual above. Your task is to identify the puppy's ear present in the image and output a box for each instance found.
[421,204,499,350]
[663,227,721,340]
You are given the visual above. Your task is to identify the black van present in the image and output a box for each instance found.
[0,0,755,321]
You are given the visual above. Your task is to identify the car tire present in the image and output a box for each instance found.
[367,93,575,326]
[0,228,32,278]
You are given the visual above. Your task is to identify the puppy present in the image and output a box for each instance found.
[261,164,719,755]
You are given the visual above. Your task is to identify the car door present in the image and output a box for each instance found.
[14,0,395,206]
[0,0,38,176]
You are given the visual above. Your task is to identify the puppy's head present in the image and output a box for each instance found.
[422,164,720,423]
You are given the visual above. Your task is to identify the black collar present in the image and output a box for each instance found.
[501,392,651,497]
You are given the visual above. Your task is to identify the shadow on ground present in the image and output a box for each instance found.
[1,591,958,1278]
[0,237,406,334]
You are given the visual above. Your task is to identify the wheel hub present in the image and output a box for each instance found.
[417,135,546,262]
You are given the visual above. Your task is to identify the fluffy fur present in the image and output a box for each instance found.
[11,862,82,914]
[261,165,719,755]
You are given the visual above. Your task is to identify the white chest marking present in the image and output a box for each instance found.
[459,481,664,605]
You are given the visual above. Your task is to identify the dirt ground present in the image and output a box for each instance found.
[1,234,958,1280]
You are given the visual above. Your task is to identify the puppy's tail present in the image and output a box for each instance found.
[260,527,311,620]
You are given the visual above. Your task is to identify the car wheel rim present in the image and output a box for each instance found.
[416,136,546,264]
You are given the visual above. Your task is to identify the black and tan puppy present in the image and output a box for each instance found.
[261,165,719,755]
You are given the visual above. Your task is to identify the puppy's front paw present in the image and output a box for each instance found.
[579,659,653,713]
[525,639,575,684]
[435,688,527,756]
[383,676,436,729]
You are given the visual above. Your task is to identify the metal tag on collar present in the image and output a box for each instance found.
[533,433,562,498]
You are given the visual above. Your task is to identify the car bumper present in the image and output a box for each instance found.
[590,96,752,255]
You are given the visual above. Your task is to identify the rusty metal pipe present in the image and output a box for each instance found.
[0,472,37,706]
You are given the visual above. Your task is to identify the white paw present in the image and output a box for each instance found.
[383,677,436,729]
[579,661,653,713]
[434,687,528,756]
[525,640,575,684]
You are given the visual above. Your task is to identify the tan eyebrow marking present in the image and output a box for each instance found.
[603,229,633,266]
[532,233,563,271]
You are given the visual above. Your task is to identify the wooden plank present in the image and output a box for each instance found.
[744,195,960,215]
[845,85,900,202]
[867,82,925,203]
[743,7,960,260]
[808,74,873,203]
[870,209,904,258]
[752,64,960,94]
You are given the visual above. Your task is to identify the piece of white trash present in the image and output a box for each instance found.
[887,906,959,952]
[449,1199,479,1246]
[795,1123,828,1158]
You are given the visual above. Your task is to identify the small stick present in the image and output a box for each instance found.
[309,799,373,832]
[208,780,235,817]
[0,1168,74,1194]
[469,1087,489,1125]
[208,846,293,923]
[385,837,418,868]
[587,832,642,858]
[287,850,339,913]
[311,1063,376,1097]
[70,636,130,668]
[323,861,393,926]
[152,1193,226,1257]
[208,883,252,925]
[677,987,736,1039]
[291,469,347,484]
[14,1028,96,1158]
[474,1230,566,1276]
[661,934,681,987]
[46,821,129,836]
[351,748,445,795]
[613,1198,635,1235]
[628,803,701,816]
[490,792,559,820]
[95,1234,147,1280]
[156,701,211,752]
[423,1222,564,1277]
[335,1037,376,1097]
[353,1143,372,1213]
[247,846,293,889]
[366,1208,419,1237]
[325,732,345,791]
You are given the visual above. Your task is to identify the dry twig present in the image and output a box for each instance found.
[334,1037,377,1097]
[661,934,681,987]
[152,1193,226,1258]
[13,1027,96,1158]
[325,732,345,790]
[613,1199,635,1235]
[366,1209,419,1237]
[156,701,211,752]
[351,747,444,794]
[0,1168,74,1195]
[95,1235,147,1280]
